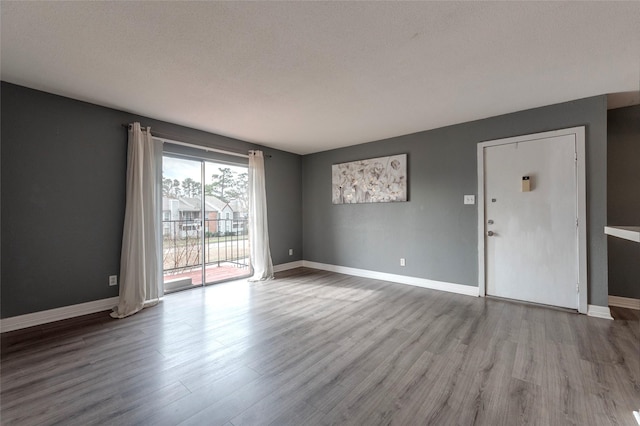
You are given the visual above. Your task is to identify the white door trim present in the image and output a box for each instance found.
[477,127,587,314]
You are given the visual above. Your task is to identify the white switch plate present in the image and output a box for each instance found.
[464,195,475,205]
[400,258,406,266]
[289,248,293,256]
[109,275,118,286]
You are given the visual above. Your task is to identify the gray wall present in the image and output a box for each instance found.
[1,81,612,318]
[607,105,640,299]
[1,82,302,318]
[303,96,609,306]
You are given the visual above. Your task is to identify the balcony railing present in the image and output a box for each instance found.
[162,218,249,273]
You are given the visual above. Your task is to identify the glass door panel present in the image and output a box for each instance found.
[162,155,250,293]
[203,161,250,284]
[162,156,204,292]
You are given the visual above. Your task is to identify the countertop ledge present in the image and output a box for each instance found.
[604,226,640,243]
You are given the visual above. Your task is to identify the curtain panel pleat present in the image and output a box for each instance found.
[111,123,162,318]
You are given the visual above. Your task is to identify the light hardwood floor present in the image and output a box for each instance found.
[1,268,639,425]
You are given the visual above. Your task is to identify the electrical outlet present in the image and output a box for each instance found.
[464,195,475,205]
[109,275,118,286]
[400,258,406,267]
[289,248,293,256]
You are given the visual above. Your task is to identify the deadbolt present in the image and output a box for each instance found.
[487,220,494,225]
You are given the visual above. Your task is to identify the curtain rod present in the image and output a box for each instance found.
[121,124,270,159]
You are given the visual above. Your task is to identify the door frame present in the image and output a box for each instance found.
[477,127,587,314]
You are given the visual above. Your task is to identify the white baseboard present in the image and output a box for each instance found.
[587,304,614,320]
[0,297,119,333]
[302,261,479,297]
[273,260,304,273]
[608,295,640,310]
[6,263,615,332]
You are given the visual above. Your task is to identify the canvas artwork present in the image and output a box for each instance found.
[332,154,407,204]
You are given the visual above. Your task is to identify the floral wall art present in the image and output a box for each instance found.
[332,154,407,204]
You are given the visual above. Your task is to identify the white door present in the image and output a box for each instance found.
[483,134,578,309]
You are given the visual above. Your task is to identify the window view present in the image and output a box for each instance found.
[162,155,249,292]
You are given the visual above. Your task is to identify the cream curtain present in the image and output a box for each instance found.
[111,123,163,318]
[248,150,274,281]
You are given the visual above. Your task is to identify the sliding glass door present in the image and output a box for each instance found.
[162,155,249,293]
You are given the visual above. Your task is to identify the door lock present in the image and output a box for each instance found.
[488,220,494,224]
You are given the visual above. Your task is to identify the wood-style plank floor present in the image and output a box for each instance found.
[1,268,639,425]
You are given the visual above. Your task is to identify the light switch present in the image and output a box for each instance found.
[464,195,475,205]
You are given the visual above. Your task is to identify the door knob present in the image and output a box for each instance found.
[487,231,495,237]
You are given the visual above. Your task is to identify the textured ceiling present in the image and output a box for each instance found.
[2,2,639,154]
